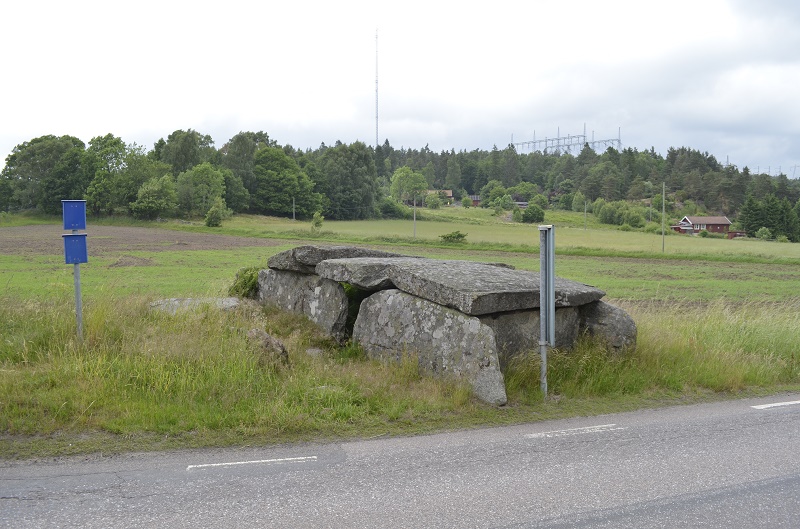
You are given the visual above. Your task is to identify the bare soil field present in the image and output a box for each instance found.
[0,225,282,256]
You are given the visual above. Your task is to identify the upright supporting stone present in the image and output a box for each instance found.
[257,269,349,342]
[353,289,507,406]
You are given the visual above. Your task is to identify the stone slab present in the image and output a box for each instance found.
[479,307,580,367]
[316,257,605,315]
[579,300,638,352]
[257,268,349,341]
[315,257,420,290]
[353,289,507,405]
[268,245,409,274]
[149,297,241,315]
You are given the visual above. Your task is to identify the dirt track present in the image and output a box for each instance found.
[0,225,282,256]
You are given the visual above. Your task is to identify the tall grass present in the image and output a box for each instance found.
[0,294,473,449]
[505,300,800,402]
[3,291,799,459]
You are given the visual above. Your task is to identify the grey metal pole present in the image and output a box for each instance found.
[73,262,83,341]
[662,182,666,253]
[538,225,555,397]
[413,197,417,238]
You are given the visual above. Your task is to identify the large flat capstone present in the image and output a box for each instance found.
[316,257,605,315]
[268,245,408,274]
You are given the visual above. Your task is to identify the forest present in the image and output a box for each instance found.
[2,129,800,240]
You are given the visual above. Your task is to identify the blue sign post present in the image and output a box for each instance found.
[62,200,87,340]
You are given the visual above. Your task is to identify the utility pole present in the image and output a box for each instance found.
[661,182,666,253]
[413,197,417,238]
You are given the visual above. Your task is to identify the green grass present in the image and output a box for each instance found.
[3,293,799,459]
[148,211,800,262]
[2,210,800,459]
[506,300,800,403]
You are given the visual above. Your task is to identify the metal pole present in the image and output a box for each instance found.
[413,197,417,238]
[538,225,555,397]
[662,182,666,253]
[73,262,83,341]
[539,245,547,397]
[584,201,587,230]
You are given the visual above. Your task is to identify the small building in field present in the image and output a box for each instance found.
[468,195,481,207]
[671,215,732,235]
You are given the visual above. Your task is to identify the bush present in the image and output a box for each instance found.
[623,210,645,228]
[595,200,646,227]
[698,229,709,238]
[311,211,324,232]
[571,191,587,212]
[530,194,549,210]
[511,208,523,223]
[204,205,223,227]
[598,202,624,225]
[424,193,441,209]
[129,175,177,220]
[557,193,573,210]
[379,196,412,219]
[755,227,772,240]
[439,230,467,243]
[643,222,661,234]
[228,266,260,299]
[522,204,545,223]
[777,235,790,243]
[461,195,472,208]
[204,197,230,227]
[592,198,607,216]
[491,194,514,211]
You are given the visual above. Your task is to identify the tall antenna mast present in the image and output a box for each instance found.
[375,29,379,149]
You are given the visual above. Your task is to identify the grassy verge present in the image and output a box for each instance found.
[2,293,799,459]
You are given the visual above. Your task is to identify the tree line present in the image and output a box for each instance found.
[2,130,800,239]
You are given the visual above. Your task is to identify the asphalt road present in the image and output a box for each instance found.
[2,394,799,528]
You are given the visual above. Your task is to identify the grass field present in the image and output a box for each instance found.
[1,208,800,459]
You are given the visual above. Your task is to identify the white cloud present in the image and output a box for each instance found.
[1,0,798,176]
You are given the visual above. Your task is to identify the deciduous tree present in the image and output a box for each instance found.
[390,166,428,205]
[1,135,86,211]
[251,147,321,218]
[176,162,226,216]
[129,175,178,220]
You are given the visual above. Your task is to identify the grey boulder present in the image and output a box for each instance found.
[353,289,507,406]
[257,268,349,341]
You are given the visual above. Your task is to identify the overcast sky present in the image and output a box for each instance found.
[2,0,799,177]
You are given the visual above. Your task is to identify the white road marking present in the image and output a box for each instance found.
[525,423,625,439]
[751,400,800,410]
[187,455,317,471]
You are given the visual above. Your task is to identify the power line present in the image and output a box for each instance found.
[512,126,622,154]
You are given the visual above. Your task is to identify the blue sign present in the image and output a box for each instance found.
[62,200,87,230]
[63,233,88,264]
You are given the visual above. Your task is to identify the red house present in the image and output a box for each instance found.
[671,216,732,235]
